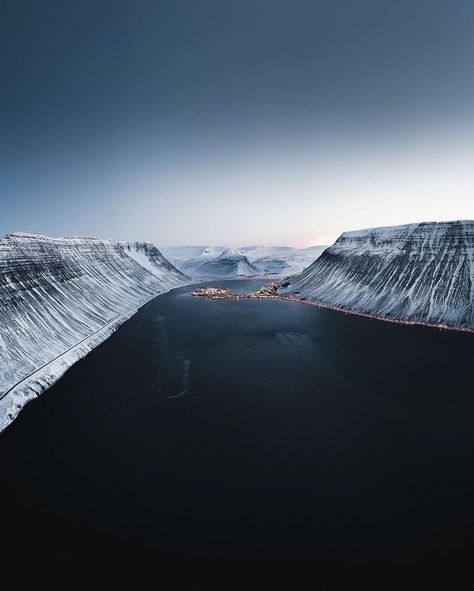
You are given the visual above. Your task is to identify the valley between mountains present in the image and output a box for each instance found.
[0,220,472,431]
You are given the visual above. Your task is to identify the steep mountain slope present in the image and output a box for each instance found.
[277,221,474,330]
[0,232,188,430]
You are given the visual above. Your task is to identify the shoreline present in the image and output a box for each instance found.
[0,283,188,434]
[192,289,474,335]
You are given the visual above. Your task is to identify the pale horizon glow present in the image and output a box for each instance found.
[124,121,474,247]
[3,120,474,248]
[1,1,474,247]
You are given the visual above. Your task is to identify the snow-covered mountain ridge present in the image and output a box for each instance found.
[192,249,259,277]
[0,232,188,431]
[277,221,474,331]
[161,244,327,277]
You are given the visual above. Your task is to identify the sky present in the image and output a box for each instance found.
[1,0,474,247]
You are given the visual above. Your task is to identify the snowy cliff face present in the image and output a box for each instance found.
[278,221,474,330]
[0,232,188,431]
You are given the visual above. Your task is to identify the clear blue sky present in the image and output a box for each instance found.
[1,0,474,246]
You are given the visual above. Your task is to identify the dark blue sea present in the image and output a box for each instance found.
[0,279,473,567]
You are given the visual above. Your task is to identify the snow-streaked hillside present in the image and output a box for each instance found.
[277,221,474,330]
[0,232,188,431]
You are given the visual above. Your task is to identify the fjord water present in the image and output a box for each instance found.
[0,279,473,564]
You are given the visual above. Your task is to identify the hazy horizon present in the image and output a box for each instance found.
[2,1,474,246]
[6,217,473,250]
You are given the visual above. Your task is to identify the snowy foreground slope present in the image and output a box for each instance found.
[277,221,474,331]
[0,232,188,431]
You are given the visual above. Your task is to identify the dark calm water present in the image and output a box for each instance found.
[0,279,473,565]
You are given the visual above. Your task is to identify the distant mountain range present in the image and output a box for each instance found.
[276,221,474,331]
[186,249,259,277]
[160,244,327,278]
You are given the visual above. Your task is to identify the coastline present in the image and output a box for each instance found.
[275,295,474,335]
[0,284,187,434]
[192,289,474,335]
